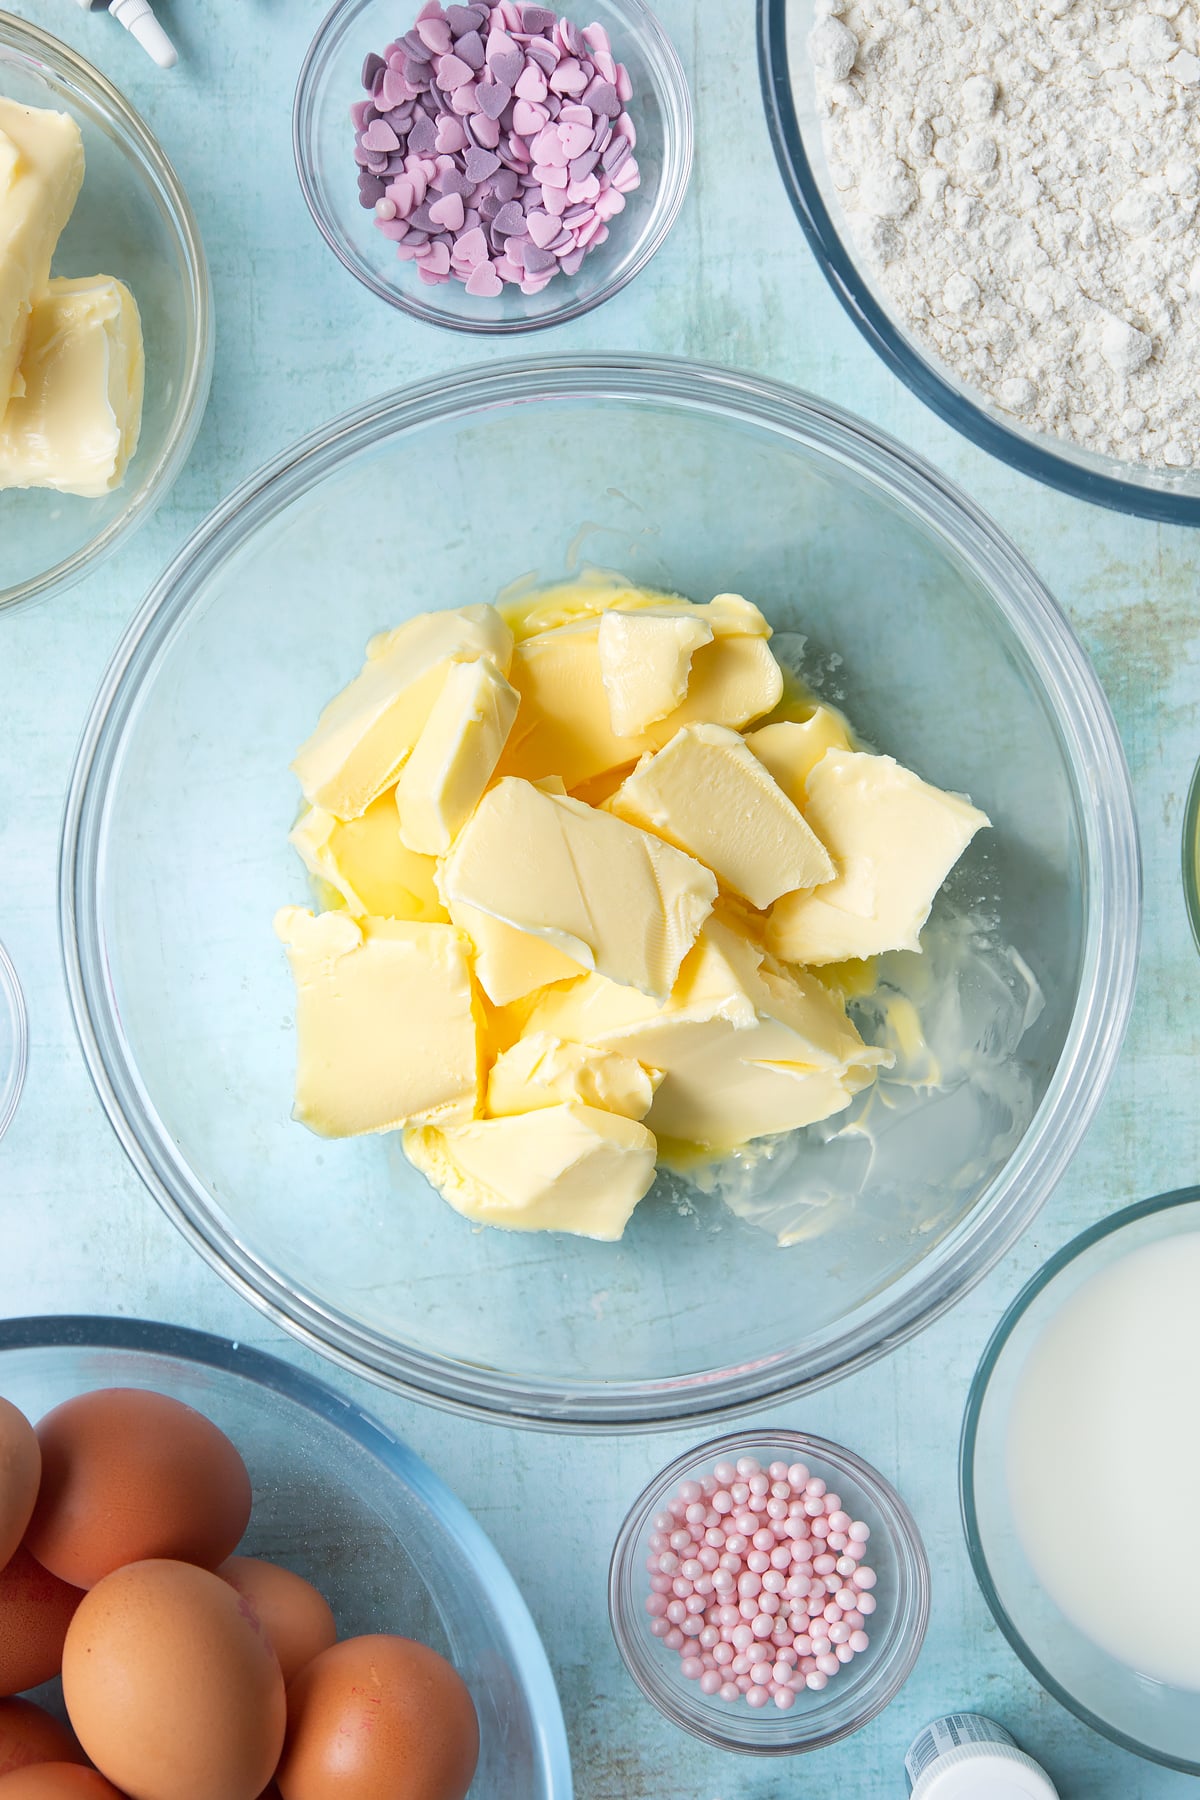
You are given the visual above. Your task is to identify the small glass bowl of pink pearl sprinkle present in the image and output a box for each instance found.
[609,1431,929,1753]
[295,0,692,333]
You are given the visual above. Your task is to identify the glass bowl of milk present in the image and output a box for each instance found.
[963,1188,1200,1772]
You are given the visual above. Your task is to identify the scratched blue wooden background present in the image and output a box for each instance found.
[1,1,1196,1793]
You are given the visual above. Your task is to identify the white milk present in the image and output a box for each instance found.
[1007,1231,1200,1690]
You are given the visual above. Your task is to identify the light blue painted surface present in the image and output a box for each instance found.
[0,1,1194,1794]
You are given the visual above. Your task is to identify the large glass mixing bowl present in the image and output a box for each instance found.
[60,357,1139,1429]
[758,0,1200,522]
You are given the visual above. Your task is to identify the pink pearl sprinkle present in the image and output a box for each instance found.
[848,1521,871,1543]
[774,1684,796,1709]
[849,1629,869,1653]
[700,1670,722,1695]
[857,1592,877,1616]
[853,1566,878,1591]
[745,1685,770,1708]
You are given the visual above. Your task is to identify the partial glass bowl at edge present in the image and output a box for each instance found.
[0,938,27,1141]
[294,0,692,333]
[758,0,1200,522]
[0,1315,572,1800]
[0,12,212,610]
[962,1190,1200,1773]
[60,356,1140,1430]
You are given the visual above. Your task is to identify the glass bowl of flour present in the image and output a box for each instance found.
[760,0,1200,520]
[963,1189,1200,1771]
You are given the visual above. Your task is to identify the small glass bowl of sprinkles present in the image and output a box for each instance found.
[294,0,692,332]
[609,1430,929,1753]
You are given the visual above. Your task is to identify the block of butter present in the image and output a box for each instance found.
[289,795,447,923]
[527,916,889,1149]
[274,907,480,1135]
[0,275,144,498]
[487,1032,661,1121]
[498,594,783,788]
[0,99,85,409]
[767,750,990,966]
[438,774,717,999]
[396,655,520,856]
[608,722,836,909]
[404,1103,658,1240]
[292,606,513,820]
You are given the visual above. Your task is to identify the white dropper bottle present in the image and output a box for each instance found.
[73,0,178,70]
[906,1716,1060,1798]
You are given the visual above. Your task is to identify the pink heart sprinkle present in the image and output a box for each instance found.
[526,209,559,248]
[465,260,504,296]
[514,64,548,103]
[452,225,489,267]
[560,103,593,127]
[386,176,416,216]
[416,15,452,53]
[421,239,452,275]
[550,58,588,96]
[558,122,593,159]
[469,111,502,148]
[428,191,466,231]
[362,118,400,153]
[566,172,600,204]
[512,100,549,137]
[534,161,569,188]
[437,52,475,88]
[541,182,568,215]
[449,81,479,115]
[435,117,469,153]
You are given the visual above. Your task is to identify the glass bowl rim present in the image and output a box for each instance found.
[59,352,1140,1431]
[292,0,694,336]
[607,1425,930,1755]
[1182,755,1200,956]
[0,9,214,614]
[0,1311,575,1797]
[959,1185,1200,1774]
[0,936,27,1142]
[756,0,1200,526]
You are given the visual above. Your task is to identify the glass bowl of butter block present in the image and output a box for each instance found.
[61,356,1139,1429]
[0,15,211,612]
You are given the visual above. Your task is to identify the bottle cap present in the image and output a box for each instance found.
[907,1717,1058,1800]
[106,0,178,68]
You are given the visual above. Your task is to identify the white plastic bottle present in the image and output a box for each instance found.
[906,1715,1060,1798]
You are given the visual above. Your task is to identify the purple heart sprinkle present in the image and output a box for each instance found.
[402,30,432,59]
[521,241,559,272]
[527,39,559,74]
[409,200,437,230]
[464,145,501,181]
[358,173,387,207]
[562,21,586,56]
[489,47,524,86]
[408,114,439,153]
[362,52,386,90]
[520,4,557,28]
[476,79,512,119]
[569,149,600,182]
[493,167,521,202]
[455,28,485,68]
[477,192,502,220]
[493,198,526,235]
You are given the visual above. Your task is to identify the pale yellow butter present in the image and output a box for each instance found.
[0,275,144,497]
[0,100,85,408]
[274,907,480,1136]
[289,795,447,922]
[291,605,513,819]
[404,1103,657,1239]
[596,609,713,736]
[487,1032,661,1121]
[767,750,989,966]
[396,656,519,855]
[527,917,888,1149]
[445,898,584,1006]
[438,775,716,999]
[499,616,783,789]
[746,707,856,804]
[608,722,835,908]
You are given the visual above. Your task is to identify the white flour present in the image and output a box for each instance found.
[812,0,1200,468]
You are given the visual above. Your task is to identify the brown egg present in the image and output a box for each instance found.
[277,1636,479,1800]
[62,1559,286,1800]
[217,1559,337,1686]
[26,1389,252,1588]
[0,1548,84,1695]
[0,1768,126,1798]
[0,1701,84,1777]
[0,1401,40,1572]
